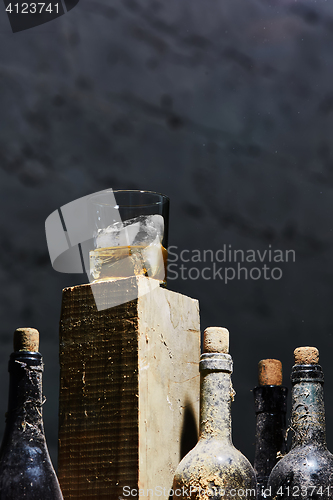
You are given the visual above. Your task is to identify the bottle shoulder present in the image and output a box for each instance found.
[0,425,62,498]
[0,470,63,500]
[174,437,256,482]
[270,443,333,468]
[0,421,47,458]
[268,444,333,488]
[0,444,63,500]
[0,437,50,463]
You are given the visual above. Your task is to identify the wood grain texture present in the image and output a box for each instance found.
[58,276,200,500]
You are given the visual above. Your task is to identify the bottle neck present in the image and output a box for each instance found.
[199,353,233,443]
[290,364,326,448]
[5,351,44,436]
[253,386,288,488]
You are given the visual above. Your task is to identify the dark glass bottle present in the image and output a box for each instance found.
[0,328,64,500]
[268,346,333,500]
[173,327,257,500]
[253,359,288,499]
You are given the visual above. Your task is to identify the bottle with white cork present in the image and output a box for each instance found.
[172,327,256,500]
[268,346,333,500]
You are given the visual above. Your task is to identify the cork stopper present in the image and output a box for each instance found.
[203,327,229,354]
[13,328,39,353]
[294,346,319,365]
[258,359,282,386]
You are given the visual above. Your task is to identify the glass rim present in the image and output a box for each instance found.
[89,189,170,208]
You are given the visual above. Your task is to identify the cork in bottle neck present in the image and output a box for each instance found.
[292,346,323,384]
[294,346,319,365]
[13,328,39,353]
[203,327,229,354]
[258,359,282,386]
[200,327,233,442]
[200,327,232,373]
[291,347,326,447]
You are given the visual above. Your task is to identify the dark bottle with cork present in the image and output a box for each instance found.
[268,346,333,500]
[253,359,288,499]
[172,327,256,499]
[0,328,64,500]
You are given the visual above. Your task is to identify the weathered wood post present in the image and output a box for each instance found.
[58,276,200,500]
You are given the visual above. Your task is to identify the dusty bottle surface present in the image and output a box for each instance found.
[253,359,288,499]
[0,328,64,500]
[268,347,333,500]
[173,327,257,500]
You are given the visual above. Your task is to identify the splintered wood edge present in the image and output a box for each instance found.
[14,328,39,352]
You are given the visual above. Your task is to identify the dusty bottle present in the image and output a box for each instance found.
[173,327,257,500]
[253,359,288,499]
[0,328,64,500]
[268,346,333,500]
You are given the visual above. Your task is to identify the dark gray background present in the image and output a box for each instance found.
[0,0,333,474]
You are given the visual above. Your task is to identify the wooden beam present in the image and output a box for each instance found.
[58,276,200,500]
